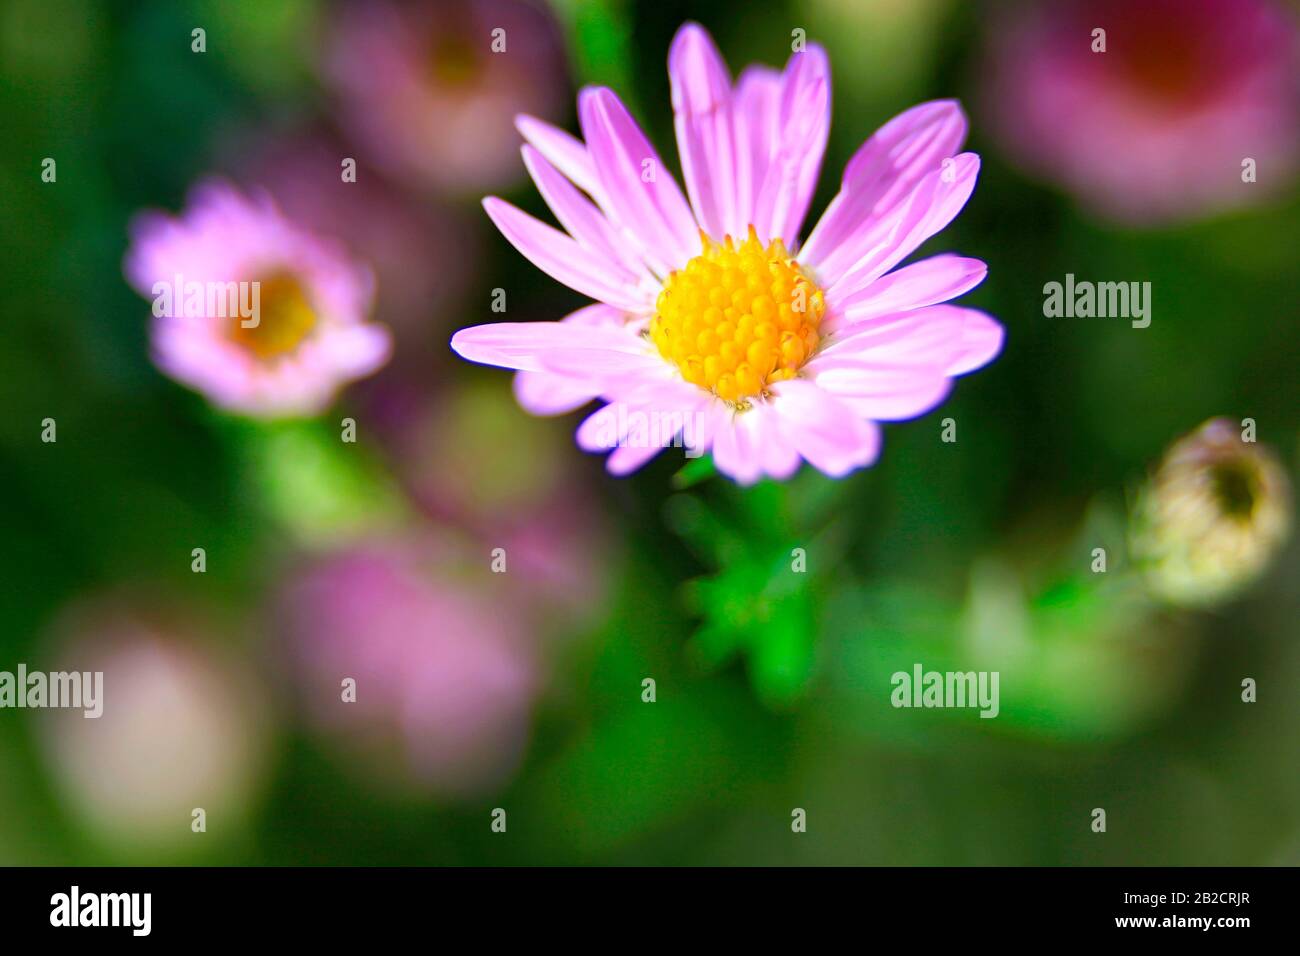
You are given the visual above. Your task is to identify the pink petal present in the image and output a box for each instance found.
[537,345,668,384]
[606,442,667,475]
[317,323,392,377]
[825,153,981,299]
[819,309,964,366]
[574,391,708,449]
[769,379,882,477]
[752,45,831,245]
[515,114,601,199]
[511,304,625,415]
[710,403,764,485]
[946,307,1005,376]
[801,99,968,278]
[574,404,624,453]
[513,373,602,417]
[805,359,954,421]
[712,402,801,486]
[732,66,783,239]
[804,305,1005,419]
[817,304,1003,376]
[828,255,987,330]
[753,404,802,480]
[669,22,738,242]
[574,391,713,476]
[482,197,651,312]
[450,320,648,374]
[521,145,653,284]
[598,371,707,412]
[579,87,701,274]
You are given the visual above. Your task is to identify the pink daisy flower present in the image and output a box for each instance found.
[324,0,569,194]
[984,0,1300,224]
[452,22,1002,484]
[125,180,391,417]
[280,542,537,797]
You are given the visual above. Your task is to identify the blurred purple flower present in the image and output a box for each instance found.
[984,0,1300,224]
[324,0,569,194]
[279,541,537,797]
[125,180,391,416]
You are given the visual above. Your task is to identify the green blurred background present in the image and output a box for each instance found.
[1,0,1297,865]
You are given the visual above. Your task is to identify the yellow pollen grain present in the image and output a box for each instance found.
[649,227,824,403]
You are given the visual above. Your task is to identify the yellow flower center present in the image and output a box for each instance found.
[230,272,318,360]
[649,227,825,404]
[430,34,481,88]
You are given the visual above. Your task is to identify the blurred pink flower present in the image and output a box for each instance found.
[324,0,568,194]
[452,22,1001,484]
[984,0,1300,224]
[40,601,269,853]
[279,542,537,797]
[232,130,480,335]
[124,180,391,416]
